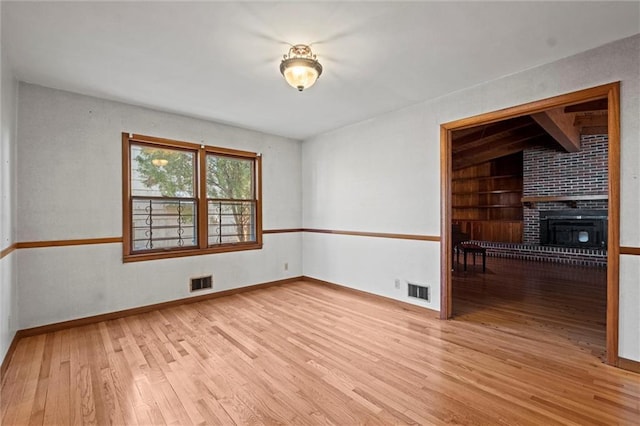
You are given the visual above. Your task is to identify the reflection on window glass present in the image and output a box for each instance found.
[131,145,195,198]
[206,154,255,245]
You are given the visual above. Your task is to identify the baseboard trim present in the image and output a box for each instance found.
[301,275,439,316]
[0,331,21,385]
[12,275,436,339]
[617,357,640,373]
[18,276,303,338]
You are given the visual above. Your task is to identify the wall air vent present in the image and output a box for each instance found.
[190,275,213,292]
[408,283,430,302]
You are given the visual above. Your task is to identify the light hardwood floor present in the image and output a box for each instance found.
[453,257,608,359]
[2,265,639,425]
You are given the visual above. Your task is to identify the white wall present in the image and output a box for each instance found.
[0,0,20,363]
[16,84,302,329]
[302,35,640,361]
[302,103,441,312]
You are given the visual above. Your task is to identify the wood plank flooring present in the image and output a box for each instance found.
[2,268,639,425]
[453,257,607,359]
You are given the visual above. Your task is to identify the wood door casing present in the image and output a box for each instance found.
[440,82,620,366]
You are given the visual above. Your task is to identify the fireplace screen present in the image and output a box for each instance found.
[539,210,607,249]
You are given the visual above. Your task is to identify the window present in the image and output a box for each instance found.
[123,133,262,262]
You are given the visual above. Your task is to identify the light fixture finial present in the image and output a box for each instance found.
[280,44,323,92]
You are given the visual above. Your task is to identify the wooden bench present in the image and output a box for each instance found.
[457,243,486,272]
[451,224,469,269]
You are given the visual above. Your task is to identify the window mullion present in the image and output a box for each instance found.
[255,155,263,246]
[198,146,208,249]
[122,133,132,257]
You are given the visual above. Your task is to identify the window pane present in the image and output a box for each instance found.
[208,201,256,245]
[132,198,197,251]
[206,155,253,200]
[124,133,262,260]
[131,144,195,198]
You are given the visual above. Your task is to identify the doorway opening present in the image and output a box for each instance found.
[440,83,620,365]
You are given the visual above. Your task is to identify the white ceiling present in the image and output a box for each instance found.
[3,1,639,140]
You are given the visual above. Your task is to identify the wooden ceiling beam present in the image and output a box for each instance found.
[581,126,608,135]
[453,135,549,170]
[453,141,529,170]
[452,116,534,152]
[564,98,608,113]
[453,126,538,154]
[531,107,580,152]
[574,113,608,127]
[453,125,547,157]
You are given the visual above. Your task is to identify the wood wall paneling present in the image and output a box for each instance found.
[451,153,523,242]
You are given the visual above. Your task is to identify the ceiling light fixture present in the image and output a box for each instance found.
[151,158,168,167]
[280,44,323,92]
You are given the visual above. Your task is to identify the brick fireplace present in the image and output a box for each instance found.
[523,134,608,244]
[516,134,608,266]
[471,134,608,268]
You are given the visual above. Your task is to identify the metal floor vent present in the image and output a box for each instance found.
[190,275,213,292]
[408,283,430,302]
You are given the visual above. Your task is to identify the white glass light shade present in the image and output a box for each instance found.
[281,58,322,91]
[279,45,323,92]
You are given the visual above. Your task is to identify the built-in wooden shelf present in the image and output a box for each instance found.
[453,219,522,223]
[453,205,522,209]
[452,174,520,182]
[452,154,524,243]
[521,193,608,208]
[453,190,522,195]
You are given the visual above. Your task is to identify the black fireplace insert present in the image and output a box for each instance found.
[539,209,607,249]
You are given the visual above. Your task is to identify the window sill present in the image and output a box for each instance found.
[123,242,263,263]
